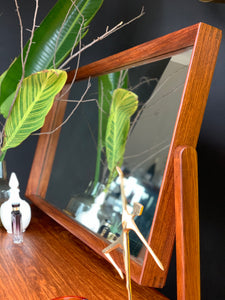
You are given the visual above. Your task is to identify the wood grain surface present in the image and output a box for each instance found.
[174,146,200,300]
[0,206,169,300]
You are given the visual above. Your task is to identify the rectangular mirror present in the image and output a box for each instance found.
[26,23,221,288]
[46,50,192,260]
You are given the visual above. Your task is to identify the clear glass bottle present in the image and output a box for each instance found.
[11,203,23,244]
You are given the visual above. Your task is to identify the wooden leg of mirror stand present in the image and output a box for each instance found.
[174,146,201,300]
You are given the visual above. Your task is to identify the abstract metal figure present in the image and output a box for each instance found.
[102,166,164,300]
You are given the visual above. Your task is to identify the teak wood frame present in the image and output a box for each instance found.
[26,23,221,292]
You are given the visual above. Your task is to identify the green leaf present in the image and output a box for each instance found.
[0,70,7,87]
[0,59,16,90]
[98,71,128,148]
[0,0,103,109]
[1,69,67,155]
[105,88,138,185]
[0,93,15,118]
[93,71,128,186]
[0,59,17,117]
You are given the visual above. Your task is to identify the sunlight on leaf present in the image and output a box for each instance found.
[93,71,128,186]
[1,69,67,156]
[105,88,138,185]
[0,0,103,109]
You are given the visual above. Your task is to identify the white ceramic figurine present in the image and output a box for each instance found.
[0,172,31,233]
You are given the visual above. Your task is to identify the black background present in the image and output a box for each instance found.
[0,1,224,299]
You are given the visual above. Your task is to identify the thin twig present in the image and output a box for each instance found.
[33,77,92,135]
[130,76,158,92]
[118,69,129,89]
[15,0,24,66]
[54,1,85,101]
[8,0,39,115]
[52,0,85,68]
[130,144,170,174]
[58,21,123,70]
[0,0,39,147]
[144,65,187,109]
[128,103,146,138]
[57,7,144,101]
[35,6,145,136]
[59,7,145,70]
[124,139,169,160]
[58,98,97,103]
[56,29,83,100]
[69,2,85,57]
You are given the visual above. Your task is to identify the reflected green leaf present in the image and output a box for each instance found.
[94,71,128,187]
[105,88,138,185]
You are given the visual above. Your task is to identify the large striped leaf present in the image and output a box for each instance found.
[105,88,138,185]
[1,69,67,155]
[0,70,7,87]
[0,0,103,116]
[98,71,128,149]
[0,60,16,117]
[93,71,128,186]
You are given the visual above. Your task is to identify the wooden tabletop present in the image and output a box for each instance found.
[0,205,168,300]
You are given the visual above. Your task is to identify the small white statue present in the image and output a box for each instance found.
[0,172,31,233]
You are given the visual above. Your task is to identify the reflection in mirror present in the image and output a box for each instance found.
[46,48,192,260]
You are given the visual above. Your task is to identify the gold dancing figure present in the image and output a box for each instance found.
[102,166,164,300]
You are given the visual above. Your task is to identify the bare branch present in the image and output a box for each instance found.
[130,77,158,92]
[0,0,39,147]
[69,2,85,57]
[6,0,39,117]
[11,0,38,102]
[33,77,92,136]
[124,140,169,160]
[58,98,97,103]
[118,69,129,89]
[59,7,145,70]
[52,0,85,69]
[54,1,85,101]
[130,143,170,174]
[23,0,39,70]
[14,0,24,66]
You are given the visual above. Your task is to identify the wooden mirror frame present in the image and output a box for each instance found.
[26,23,221,288]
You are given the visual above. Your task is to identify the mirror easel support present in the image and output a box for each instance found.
[174,146,200,300]
[103,146,201,300]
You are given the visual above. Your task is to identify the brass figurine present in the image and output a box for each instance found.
[102,166,164,300]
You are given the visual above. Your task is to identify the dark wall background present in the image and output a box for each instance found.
[0,1,224,299]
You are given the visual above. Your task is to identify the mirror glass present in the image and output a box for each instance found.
[46,48,192,261]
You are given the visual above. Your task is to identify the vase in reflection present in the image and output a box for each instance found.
[64,168,160,257]
[65,182,105,233]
